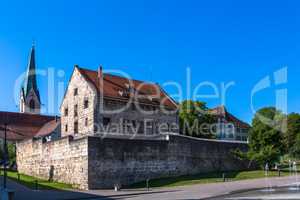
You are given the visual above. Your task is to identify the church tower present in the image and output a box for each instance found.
[20,45,41,114]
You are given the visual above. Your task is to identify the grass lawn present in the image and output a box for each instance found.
[0,170,73,190]
[129,169,294,189]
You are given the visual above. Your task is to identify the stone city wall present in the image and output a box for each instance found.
[17,134,250,190]
[16,136,89,189]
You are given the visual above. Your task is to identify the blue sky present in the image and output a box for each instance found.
[0,0,300,123]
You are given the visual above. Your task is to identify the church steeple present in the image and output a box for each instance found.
[20,44,41,114]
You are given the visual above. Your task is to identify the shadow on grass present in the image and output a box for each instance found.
[128,171,240,189]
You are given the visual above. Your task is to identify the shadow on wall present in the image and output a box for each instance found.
[48,165,54,182]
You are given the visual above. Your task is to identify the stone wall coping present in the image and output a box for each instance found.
[171,134,248,144]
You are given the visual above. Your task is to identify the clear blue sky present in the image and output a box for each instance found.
[0,0,300,123]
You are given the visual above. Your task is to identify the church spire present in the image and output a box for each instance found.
[23,44,40,100]
[20,44,41,114]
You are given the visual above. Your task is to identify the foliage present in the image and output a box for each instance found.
[247,107,286,167]
[290,134,300,159]
[179,100,216,138]
[283,113,300,155]
[0,142,16,166]
[7,143,16,165]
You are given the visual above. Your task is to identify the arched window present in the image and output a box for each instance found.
[29,100,35,112]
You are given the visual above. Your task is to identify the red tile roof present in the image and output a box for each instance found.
[0,111,60,141]
[209,106,251,129]
[77,67,178,109]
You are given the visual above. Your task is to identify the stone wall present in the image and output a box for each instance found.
[16,136,89,189]
[17,134,250,190]
[88,135,250,189]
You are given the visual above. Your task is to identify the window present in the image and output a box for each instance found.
[138,121,144,134]
[64,107,68,116]
[74,88,78,96]
[84,99,89,109]
[29,100,35,112]
[132,120,136,128]
[74,121,78,134]
[74,104,78,117]
[103,117,111,126]
[85,118,88,126]
[65,124,68,132]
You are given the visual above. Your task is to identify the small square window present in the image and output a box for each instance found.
[85,118,88,126]
[103,117,111,126]
[74,121,78,134]
[64,108,68,116]
[84,99,89,109]
[65,124,68,132]
[74,88,78,96]
[74,104,78,117]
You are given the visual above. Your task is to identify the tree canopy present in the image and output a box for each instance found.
[247,107,286,166]
[179,100,216,138]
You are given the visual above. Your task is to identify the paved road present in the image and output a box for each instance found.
[0,176,298,200]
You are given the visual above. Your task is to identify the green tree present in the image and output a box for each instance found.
[247,107,286,166]
[283,113,300,155]
[0,142,16,166]
[290,134,300,159]
[179,100,216,138]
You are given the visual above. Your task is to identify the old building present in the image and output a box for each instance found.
[0,111,60,142]
[3,46,251,190]
[209,105,250,141]
[0,46,60,142]
[60,66,179,138]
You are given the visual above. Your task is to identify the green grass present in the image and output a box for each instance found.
[129,169,295,189]
[1,170,73,190]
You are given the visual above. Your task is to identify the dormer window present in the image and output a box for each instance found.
[74,88,78,96]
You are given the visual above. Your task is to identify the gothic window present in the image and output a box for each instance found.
[29,100,35,112]
[74,121,78,134]
[84,99,89,109]
[74,104,78,117]
[74,88,78,96]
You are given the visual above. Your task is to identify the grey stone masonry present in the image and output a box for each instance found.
[17,134,251,190]
[16,136,89,189]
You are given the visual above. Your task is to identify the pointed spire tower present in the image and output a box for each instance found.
[20,44,41,114]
